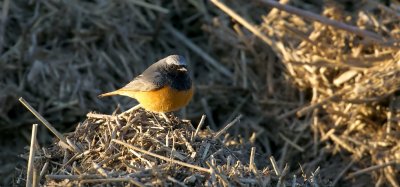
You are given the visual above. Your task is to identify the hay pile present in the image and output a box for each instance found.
[207,0,400,185]
[254,1,400,186]
[19,108,324,186]
[1,0,399,186]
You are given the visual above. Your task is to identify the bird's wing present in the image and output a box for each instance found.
[121,75,163,91]
[121,64,166,91]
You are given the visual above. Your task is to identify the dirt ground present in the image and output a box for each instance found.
[1,0,399,186]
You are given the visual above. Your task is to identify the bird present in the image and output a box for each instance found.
[99,55,193,119]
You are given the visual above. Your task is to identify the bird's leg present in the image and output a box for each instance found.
[118,104,141,117]
[160,112,171,123]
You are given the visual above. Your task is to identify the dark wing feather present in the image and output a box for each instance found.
[120,59,166,92]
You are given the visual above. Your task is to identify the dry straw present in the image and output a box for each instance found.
[1,0,398,186]
[26,124,38,187]
[20,106,322,186]
[210,0,400,185]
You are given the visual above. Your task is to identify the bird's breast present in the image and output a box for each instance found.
[133,85,194,113]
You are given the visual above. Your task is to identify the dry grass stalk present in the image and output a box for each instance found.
[113,139,211,173]
[213,114,242,139]
[0,0,10,54]
[270,156,280,176]
[332,159,355,186]
[191,114,206,142]
[26,124,38,187]
[19,98,80,153]
[210,0,278,54]
[346,161,398,179]
[125,0,169,14]
[164,23,233,78]
[278,132,304,152]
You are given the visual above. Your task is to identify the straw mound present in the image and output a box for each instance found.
[25,110,320,186]
[254,2,400,185]
[207,0,400,185]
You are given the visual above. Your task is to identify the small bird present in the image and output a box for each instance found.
[99,55,193,116]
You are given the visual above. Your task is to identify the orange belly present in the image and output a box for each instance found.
[122,86,193,112]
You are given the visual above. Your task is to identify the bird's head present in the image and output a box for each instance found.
[165,55,187,71]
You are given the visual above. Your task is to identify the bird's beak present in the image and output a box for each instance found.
[177,65,187,72]
[177,67,187,72]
